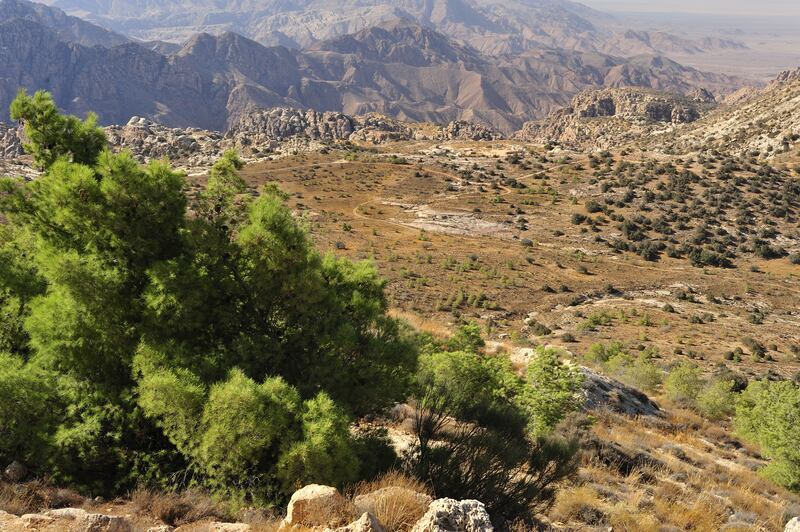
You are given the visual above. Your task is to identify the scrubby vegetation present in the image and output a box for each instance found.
[0,92,588,524]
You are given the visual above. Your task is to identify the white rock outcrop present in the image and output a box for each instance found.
[410,498,493,532]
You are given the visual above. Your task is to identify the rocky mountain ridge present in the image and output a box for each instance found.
[0,0,129,47]
[40,0,746,60]
[0,1,747,134]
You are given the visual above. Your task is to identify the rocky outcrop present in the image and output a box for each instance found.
[582,367,663,418]
[667,69,800,157]
[0,123,23,159]
[774,68,800,85]
[106,117,226,167]
[410,499,493,532]
[437,121,503,142]
[0,508,132,532]
[515,87,714,148]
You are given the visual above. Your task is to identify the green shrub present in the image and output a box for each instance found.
[665,362,705,407]
[735,380,800,490]
[0,354,59,465]
[520,348,585,437]
[696,379,736,420]
[0,92,415,500]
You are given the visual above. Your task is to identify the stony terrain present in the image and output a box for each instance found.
[662,68,800,158]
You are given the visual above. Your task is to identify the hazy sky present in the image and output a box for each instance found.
[580,0,800,17]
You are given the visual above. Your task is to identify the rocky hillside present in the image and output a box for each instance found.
[516,87,716,148]
[0,109,503,173]
[0,1,745,133]
[663,68,800,157]
[41,0,746,59]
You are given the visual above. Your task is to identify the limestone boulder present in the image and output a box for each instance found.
[283,484,347,528]
[410,499,492,532]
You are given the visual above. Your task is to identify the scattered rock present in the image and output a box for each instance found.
[786,517,800,532]
[410,498,493,532]
[331,512,385,532]
[0,123,24,159]
[284,484,347,528]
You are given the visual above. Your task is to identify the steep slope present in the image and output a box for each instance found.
[0,13,745,133]
[42,0,745,59]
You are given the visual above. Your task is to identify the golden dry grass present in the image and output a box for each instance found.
[352,471,432,532]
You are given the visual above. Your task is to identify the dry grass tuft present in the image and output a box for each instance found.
[352,471,432,532]
[131,487,231,527]
[551,485,605,524]
[0,480,84,516]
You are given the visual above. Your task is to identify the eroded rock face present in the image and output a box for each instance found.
[0,123,23,159]
[410,499,493,532]
[515,87,714,148]
[437,121,502,142]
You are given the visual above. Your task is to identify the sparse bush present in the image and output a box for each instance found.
[353,472,431,532]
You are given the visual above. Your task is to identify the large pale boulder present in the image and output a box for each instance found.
[786,517,800,532]
[284,484,347,528]
[44,507,132,532]
[410,499,493,532]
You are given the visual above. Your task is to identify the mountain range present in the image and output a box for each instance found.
[37,0,747,58]
[0,0,747,132]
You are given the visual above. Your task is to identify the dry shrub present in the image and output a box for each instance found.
[652,493,728,531]
[0,480,83,515]
[352,471,432,532]
[551,485,605,524]
[607,503,660,532]
[131,487,231,527]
